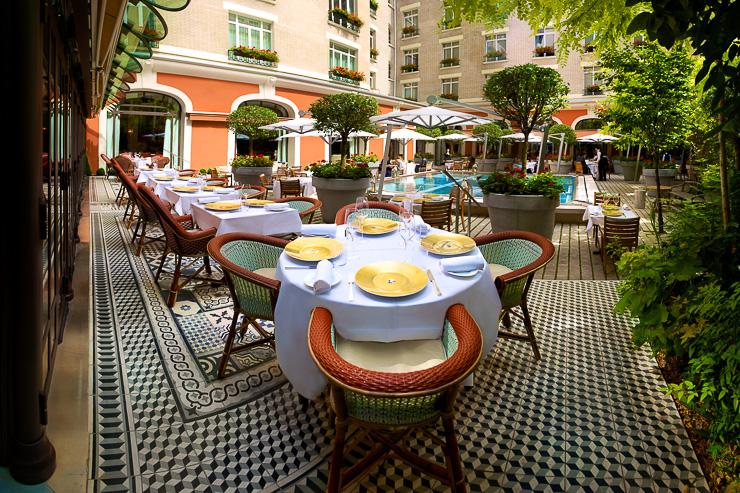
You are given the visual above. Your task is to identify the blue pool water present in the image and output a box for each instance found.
[383,173,576,204]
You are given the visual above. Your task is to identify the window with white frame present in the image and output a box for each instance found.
[330,42,357,69]
[330,0,357,13]
[485,33,506,59]
[228,13,272,49]
[534,27,556,50]
[583,66,604,93]
[441,77,459,96]
[402,82,418,101]
[370,71,377,89]
[441,41,460,64]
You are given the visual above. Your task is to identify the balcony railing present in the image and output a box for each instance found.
[228,49,278,68]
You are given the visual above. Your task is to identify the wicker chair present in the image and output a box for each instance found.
[420,199,452,230]
[207,233,287,378]
[334,201,403,225]
[475,231,555,360]
[138,185,218,307]
[600,216,640,267]
[235,185,268,200]
[279,178,303,198]
[308,304,482,493]
[274,197,322,223]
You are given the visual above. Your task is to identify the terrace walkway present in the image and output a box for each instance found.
[82,176,707,492]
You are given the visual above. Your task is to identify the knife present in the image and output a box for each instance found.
[427,269,442,296]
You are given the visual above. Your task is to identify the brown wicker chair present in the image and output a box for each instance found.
[600,216,640,268]
[334,201,403,225]
[279,178,302,198]
[420,199,452,230]
[138,184,218,307]
[207,233,287,377]
[475,231,555,360]
[274,196,322,223]
[308,304,482,493]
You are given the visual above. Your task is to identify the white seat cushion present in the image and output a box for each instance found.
[335,334,446,373]
[253,267,277,280]
[489,263,513,281]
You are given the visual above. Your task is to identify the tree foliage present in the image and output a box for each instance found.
[483,64,568,163]
[225,106,279,155]
[309,93,378,167]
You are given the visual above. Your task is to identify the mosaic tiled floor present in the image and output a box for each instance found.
[89,178,707,492]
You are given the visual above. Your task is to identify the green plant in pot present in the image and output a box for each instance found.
[226,106,278,186]
[478,170,564,237]
[308,93,378,222]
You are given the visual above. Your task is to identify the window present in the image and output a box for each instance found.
[441,77,459,98]
[402,82,418,101]
[330,0,356,13]
[534,27,556,56]
[228,13,272,50]
[330,42,357,69]
[402,48,418,71]
[583,66,604,94]
[370,71,377,89]
[442,6,460,29]
[441,41,460,66]
[485,33,506,60]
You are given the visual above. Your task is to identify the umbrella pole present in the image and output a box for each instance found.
[376,125,394,200]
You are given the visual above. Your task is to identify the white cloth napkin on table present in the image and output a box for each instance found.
[313,260,333,294]
[198,197,220,204]
[439,256,485,274]
[412,216,431,236]
[301,224,337,237]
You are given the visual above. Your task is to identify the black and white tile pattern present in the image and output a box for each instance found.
[89,178,708,492]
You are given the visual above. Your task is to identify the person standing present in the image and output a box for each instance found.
[597,152,610,181]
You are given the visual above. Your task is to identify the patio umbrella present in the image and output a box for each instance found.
[576,132,618,143]
[260,118,316,134]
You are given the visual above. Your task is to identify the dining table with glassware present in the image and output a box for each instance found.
[273,205,501,399]
[190,198,303,236]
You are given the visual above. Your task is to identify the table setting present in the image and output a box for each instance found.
[274,206,501,398]
[583,203,639,232]
[190,197,302,236]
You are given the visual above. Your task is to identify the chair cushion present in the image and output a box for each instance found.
[489,263,513,281]
[335,335,446,374]
[253,267,277,280]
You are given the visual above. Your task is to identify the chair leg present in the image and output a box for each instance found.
[155,247,169,281]
[327,416,347,493]
[167,255,182,307]
[521,301,541,360]
[136,222,147,256]
[218,310,240,378]
[441,412,466,493]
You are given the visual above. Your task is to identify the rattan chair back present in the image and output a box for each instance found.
[274,197,322,223]
[334,201,402,225]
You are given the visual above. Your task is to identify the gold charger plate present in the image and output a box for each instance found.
[173,186,198,192]
[204,201,241,211]
[284,237,343,262]
[421,233,476,256]
[355,261,427,297]
[154,175,174,181]
[244,199,275,207]
[353,217,399,235]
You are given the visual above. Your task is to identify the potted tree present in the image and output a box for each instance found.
[226,106,278,185]
[479,170,564,237]
[309,93,378,222]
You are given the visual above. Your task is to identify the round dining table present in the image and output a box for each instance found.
[274,225,501,398]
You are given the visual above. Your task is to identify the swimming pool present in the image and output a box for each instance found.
[383,172,576,204]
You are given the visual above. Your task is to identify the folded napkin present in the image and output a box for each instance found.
[265,203,289,211]
[301,224,337,237]
[412,216,431,236]
[313,260,333,294]
[198,197,219,204]
[439,256,485,274]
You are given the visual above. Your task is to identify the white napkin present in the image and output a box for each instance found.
[412,216,431,235]
[301,224,337,237]
[439,256,485,274]
[198,197,219,204]
[265,203,289,211]
[313,260,333,294]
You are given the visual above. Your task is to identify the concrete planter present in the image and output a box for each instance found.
[233,166,272,186]
[484,193,558,238]
[620,161,642,182]
[643,168,676,195]
[312,176,371,223]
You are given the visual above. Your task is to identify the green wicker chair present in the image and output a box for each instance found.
[207,233,288,378]
[334,201,402,225]
[274,197,322,224]
[474,231,555,360]
[308,304,482,493]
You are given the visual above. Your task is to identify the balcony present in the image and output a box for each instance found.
[328,8,363,34]
[227,48,279,68]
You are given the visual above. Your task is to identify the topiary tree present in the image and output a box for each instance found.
[309,92,379,167]
[484,64,568,164]
[226,105,279,155]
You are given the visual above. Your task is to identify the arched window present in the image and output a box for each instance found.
[574,118,603,131]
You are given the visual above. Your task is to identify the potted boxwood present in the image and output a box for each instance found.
[478,170,564,237]
[309,93,378,222]
[231,155,273,186]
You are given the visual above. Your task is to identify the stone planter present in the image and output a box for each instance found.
[233,166,273,186]
[643,168,676,196]
[620,161,642,182]
[484,193,558,238]
[312,176,371,223]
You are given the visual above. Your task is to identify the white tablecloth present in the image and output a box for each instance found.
[273,177,315,198]
[190,202,302,236]
[274,225,501,398]
[583,204,639,232]
[162,187,239,215]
